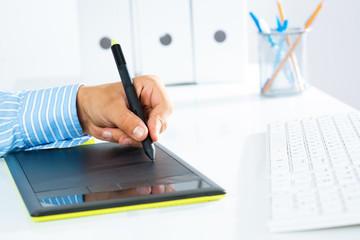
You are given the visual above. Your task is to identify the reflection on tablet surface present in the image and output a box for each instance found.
[39,180,210,207]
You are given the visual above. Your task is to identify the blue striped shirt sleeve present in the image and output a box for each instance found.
[39,194,83,207]
[0,84,92,157]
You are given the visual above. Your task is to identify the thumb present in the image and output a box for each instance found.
[112,107,149,142]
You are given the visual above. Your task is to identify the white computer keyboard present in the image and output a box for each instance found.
[267,112,360,232]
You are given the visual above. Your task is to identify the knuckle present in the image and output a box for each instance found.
[149,74,161,82]
[146,75,163,87]
[160,121,168,133]
[167,102,174,115]
[162,102,174,116]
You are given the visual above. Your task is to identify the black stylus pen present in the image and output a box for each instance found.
[111,40,155,160]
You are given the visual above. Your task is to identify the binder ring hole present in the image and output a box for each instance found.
[159,33,172,46]
[214,30,226,43]
[100,37,111,49]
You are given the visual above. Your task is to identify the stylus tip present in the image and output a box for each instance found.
[144,144,156,161]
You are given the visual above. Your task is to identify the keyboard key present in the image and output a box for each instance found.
[318,188,343,214]
[293,190,318,217]
[291,172,313,191]
[314,170,334,188]
[341,185,360,211]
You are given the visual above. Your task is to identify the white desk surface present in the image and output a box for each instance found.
[1,83,360,239]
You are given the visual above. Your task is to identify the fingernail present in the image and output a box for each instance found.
[103,130,112,140]
[136,186,151,195]
[132,126,145,140]
[121,138,131,146]
[157,185,165,192]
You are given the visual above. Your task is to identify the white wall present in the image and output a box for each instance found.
[248,0,360,110]
[0,0,82,91]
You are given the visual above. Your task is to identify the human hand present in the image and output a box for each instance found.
[83,184,176,202]
[76,75,173,146]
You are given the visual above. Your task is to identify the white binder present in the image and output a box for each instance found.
[192,0,246,83]
[132,0,194,85]
[77,0,134,86]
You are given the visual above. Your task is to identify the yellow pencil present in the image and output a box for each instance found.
[304,0,324,29]
[262,1,325,93]
[277,0,304,92]
[277,1,285,22]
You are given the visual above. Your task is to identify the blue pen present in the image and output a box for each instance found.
[249,12,262,32]
[258,18,276,47]
[276,17,288,32]
[273,17,294,83]
[249,12,275,47]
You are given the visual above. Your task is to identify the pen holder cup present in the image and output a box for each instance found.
[259,28,309,97]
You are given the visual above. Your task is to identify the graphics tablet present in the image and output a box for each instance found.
[4,143,225,221]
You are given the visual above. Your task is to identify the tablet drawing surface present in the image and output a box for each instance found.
[5,143,225,220]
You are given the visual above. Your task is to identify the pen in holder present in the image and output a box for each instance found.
[259,28,309,97]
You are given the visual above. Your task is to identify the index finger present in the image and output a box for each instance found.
[133,75,173,141]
